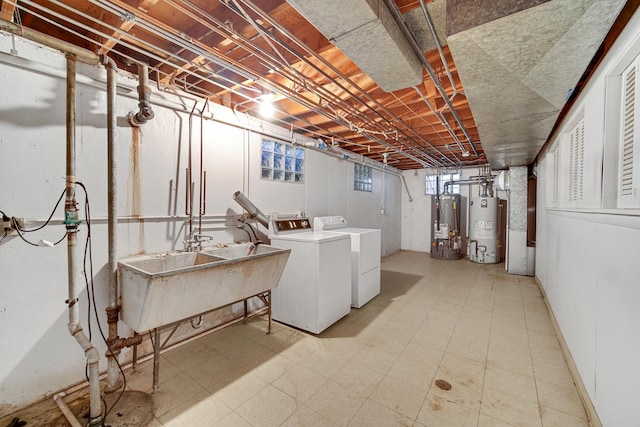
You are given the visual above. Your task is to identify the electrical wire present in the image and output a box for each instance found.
[246,222,258,242]
[76,182,126,423]
[15,189,66,232]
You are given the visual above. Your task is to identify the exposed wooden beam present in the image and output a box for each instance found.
[97,0,160,55]
[1,0,16,22]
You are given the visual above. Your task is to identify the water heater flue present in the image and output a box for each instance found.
[233,191,269,228]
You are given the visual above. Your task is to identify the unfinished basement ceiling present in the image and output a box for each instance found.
[0,0,629,170]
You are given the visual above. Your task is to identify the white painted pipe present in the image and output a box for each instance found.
[104,54,122,392]
[53,391,83,427]
[65,54,103,427]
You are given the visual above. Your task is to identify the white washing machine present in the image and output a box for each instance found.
[313,216,381,308]
[269,218,351,334]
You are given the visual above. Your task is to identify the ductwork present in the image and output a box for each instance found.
[285,0,422,92]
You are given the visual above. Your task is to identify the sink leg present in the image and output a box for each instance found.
[153,328,160,394]
[267,290,272,335]
[243,300,248,323]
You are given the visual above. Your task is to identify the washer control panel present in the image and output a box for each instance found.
[314,216,348,231]
[271,218,312,234]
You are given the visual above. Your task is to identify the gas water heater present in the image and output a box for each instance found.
[468,192,499,264]
[431,193,462,260]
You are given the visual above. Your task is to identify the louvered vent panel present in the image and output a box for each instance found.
[621,65,636,196]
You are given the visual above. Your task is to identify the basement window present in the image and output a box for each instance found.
[261,139,304,183]
[426,173,460,195]
[354,164,372,192]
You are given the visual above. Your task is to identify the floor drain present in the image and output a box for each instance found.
[434,379,452,390]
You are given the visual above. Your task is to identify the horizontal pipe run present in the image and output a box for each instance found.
[0,18,99,64]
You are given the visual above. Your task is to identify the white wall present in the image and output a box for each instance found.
[0,35,401,412]
[536,7,640,426]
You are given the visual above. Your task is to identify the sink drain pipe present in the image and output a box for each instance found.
[64,54,103,427]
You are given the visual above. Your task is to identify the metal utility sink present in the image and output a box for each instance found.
[118,244,290,332]
[201,242,281,259]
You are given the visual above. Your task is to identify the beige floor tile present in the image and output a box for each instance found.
[453,324,491,347]
[348,399,414,427]
[489,333,531,358]
[144,418,164,427]
[528,330,561,351]
[245,352,297,383]
[162,340,218,373]
[484,366,538,403]
[400,341,444,369]
[526,318,555,335]
[281,405,339,427]
[273,363,328,403]
[299,347,349,378]
[236,384,297,427]
[125,356,181,393]
[486,346,534,378]
[478,412,517,426]
[183,352,244,392]
[532,358,575,388]
[306,380,367,427]
[416,392,480,427]
[158,392,231,426]
[540,405,590,427]
[322,336,365,359]
[213,371,268,410]
[438,353,486,386]
[383,317,423,337]
[494,305,527,321]
[530,344,567,368]
[210,333,272,367]
[481,386,542,427]
[277,335,323,363]
[215,411,252,427]
[492,312,527,331]
[411,326,451,351]
[332,359,385,397]
[445,337,488,364]
[351,343,398,374]
[370,375,427,419]
[152,373,208,417]
[369,331,411,356]
[386,357,437,392]
[535,380,587,420]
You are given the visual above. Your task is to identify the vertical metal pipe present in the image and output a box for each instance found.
[103,55,122,392]
[65,54,103,427]
[153,328,161,394]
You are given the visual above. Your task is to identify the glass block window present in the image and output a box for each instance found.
[426,173,460,195]
[261,139,304,183]
[354,164,372,192]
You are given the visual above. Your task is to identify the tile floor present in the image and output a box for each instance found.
[6,251,591,426]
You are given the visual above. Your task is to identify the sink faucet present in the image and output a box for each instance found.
[184,233,213,251]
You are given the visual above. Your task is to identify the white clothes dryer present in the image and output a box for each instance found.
[313,216,381,308]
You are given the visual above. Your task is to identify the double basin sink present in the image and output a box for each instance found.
[118,243,290,332]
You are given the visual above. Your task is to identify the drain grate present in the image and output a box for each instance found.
[434,379,452,390]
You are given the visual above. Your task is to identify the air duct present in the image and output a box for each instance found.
[285,0,422,92]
